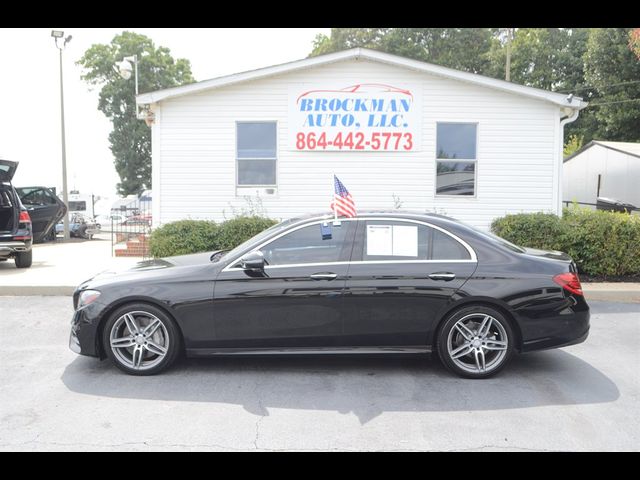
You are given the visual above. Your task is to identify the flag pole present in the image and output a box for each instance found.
[333,173,338,223]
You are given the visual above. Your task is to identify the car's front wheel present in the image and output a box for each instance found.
[437,306,515,379]
[102,303,182,375]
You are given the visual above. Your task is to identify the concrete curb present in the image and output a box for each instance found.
[582,290,640,303]
[0,286,76,296]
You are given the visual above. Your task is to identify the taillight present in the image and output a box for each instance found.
[553,272,583,296]
[19,211,31,223]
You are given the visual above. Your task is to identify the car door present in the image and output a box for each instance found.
[341,218,477,347]
[0,160,18,183]
[210,220,357,350]
[16,187,66,242]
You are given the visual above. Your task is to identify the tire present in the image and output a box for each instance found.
[102,303,182,376]
[436,305,515,379]
[78,224,88,239]
[15,250,32,269]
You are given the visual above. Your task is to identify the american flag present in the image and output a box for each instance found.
[330,175,357,218]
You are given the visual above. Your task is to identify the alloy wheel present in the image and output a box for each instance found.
[109,311,169,371]
[446,313,509,374]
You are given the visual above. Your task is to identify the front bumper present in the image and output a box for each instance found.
[69,302,105,358]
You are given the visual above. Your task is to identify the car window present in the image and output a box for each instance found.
[17,187,57,206]
[259,222,355,266]
[431,229,471,260]
[0,190,13,207]
[358,220,471,261]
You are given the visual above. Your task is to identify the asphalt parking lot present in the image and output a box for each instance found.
[0,297,638,451]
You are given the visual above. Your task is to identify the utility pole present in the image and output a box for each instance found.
[505,28,512,82]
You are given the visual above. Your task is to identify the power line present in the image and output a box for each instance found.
[588,98,640,106]
[556,80,640,94]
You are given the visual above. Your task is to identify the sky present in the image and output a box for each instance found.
[0,28,329,205]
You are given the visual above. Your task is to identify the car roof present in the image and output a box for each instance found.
[286,210,460,226]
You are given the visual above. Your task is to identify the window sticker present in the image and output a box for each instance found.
[320,222,332,240]
[392,225,418,257]
[366,224,419,257]
[366,225,393,255]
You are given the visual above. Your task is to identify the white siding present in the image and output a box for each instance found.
[154,59,561,231]
[563,144,640,207]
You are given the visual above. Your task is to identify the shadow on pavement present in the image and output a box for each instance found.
[61,349,619,424]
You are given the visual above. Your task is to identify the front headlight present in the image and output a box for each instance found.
[77,290,101,309]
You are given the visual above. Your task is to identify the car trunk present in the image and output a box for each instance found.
[0,187,16,233]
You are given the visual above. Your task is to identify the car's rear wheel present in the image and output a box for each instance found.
[102,303,181,376]
[15,250,32,268]
[437,306,514,379]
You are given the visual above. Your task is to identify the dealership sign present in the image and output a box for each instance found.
[289,83,421,151]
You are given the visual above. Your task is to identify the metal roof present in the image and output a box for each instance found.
[137,48,587,110]
[563,140,640,162]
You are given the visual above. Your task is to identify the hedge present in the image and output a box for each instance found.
[149,216,278,258]
[491,208,640,276]
[214,216,279,250]
[149,220,218,258]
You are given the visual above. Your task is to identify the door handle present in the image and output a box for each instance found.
[310,272,338,281]
[429,272,456,281]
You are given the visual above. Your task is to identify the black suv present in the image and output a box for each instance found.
[0,160,34,268]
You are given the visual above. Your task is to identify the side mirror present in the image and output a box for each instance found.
[240,250,265,271]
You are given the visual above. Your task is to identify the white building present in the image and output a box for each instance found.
[137,48,587,231]
[563,141,640,208]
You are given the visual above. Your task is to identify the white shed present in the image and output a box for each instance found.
[563,141,640,209]
[137,48,587,231]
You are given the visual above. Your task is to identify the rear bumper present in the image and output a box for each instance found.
[0,240,31,257]
[520,305,590,352]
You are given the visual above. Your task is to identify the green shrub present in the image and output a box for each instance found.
[215,216,279,250]
[149,216,278,258]
[491,212,566,251]
[560,209,640,276]
[491,208,640,276]
[149,220,218,258]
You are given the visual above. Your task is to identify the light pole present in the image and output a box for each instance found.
[52,30,72,241]
[116,55,147,119]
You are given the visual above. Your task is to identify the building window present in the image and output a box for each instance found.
[436,123,477,196]
[237,122,277,186]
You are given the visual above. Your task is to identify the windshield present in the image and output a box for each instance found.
[211,217,300,264]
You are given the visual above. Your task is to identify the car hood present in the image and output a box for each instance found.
[0,160,18,182]
[78,251,224,289]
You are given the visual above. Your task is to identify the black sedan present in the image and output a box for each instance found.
[69,212,589,379]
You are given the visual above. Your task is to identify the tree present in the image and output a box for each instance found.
[310,28,493,74]
[310,28,389,56]
[77,31,195,195]
[563,134,584,158]
[484,28,589,91]
[583,28,640,142]
[629,28,640,59]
